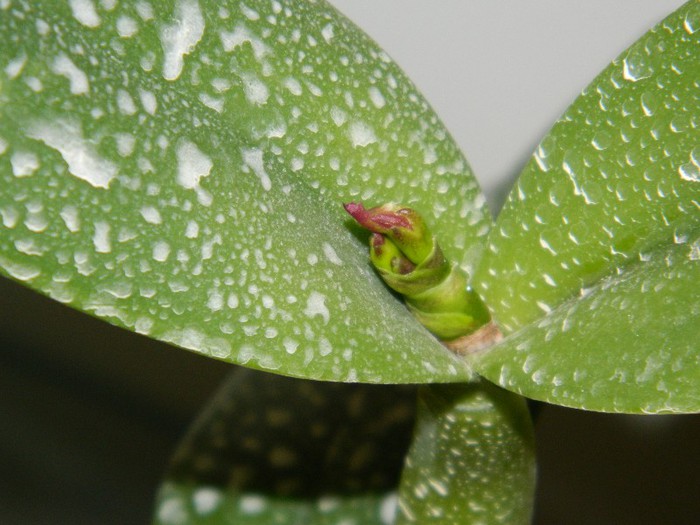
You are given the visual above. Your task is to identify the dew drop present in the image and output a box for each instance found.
[159,0,205,81]
[591,130,611,151]
[26,118,117,189]
[622,49,653,82]
[678,162,700,182]
[10,151,39,177]
[348,121,377,148]
[69,0,100,28]
[51,54,89,94]
[684,9,700,34]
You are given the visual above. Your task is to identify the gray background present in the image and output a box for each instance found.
[2,2,699,524]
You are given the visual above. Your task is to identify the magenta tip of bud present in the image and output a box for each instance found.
[343,202,368,221]
[343,202,412,232]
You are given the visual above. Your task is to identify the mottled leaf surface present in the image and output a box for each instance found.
[395,382,536,525]
[471,2,700,411]
[0,0,491,382]
[153,369,416,524]
[475,1,700,332]
[474,225,700,413]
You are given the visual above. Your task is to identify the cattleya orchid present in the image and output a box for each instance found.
[0,0,698,523]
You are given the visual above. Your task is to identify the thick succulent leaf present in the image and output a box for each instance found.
[153,368,416,524]
[395,382,536,525]
[0,0,491,383]
[471,2,700,410]
[474,225,700,413]
[475,1,700,332]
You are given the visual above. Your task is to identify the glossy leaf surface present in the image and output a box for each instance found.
[0,0,491,383]
[396,382,536,524]
[475,226,700,413]
[475,1,700,332]
[153,369,416,524]
[472,1,700,412]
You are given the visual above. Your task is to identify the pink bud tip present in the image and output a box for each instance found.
[343,202,412,232]
[343,202,367,221]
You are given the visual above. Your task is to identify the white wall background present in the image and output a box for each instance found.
[329,1,686,210]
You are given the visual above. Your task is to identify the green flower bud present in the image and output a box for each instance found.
[344,201,495,346]
[372,239,450,297]
[344,202,434,264]
[370,233,415,275]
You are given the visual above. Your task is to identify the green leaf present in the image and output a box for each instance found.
[153,368,417,524]
[0,0,490,383]
[395,382,536,525]
[474,225,700,413]
[471,2,700,411]
[474,1,700,333]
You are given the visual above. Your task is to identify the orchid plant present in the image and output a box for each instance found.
[0,1,698,523]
